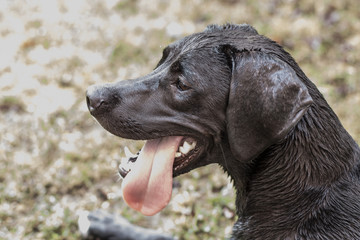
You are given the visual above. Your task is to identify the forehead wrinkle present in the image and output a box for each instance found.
[179,50,229,93]
[173,33,218,54]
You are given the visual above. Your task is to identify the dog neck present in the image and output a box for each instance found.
[223,96,360,239]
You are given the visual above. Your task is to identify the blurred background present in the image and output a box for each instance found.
[0,0,359,239]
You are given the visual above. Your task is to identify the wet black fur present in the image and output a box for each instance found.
[85,24,360,240]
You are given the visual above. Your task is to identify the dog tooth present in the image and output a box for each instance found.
[175,152,182,158]
[186,140,197,151]
[120,157,128,165]
[119,163,129,175]
[183,141,192,150]
[179,146,190,155]
[124,146,136,158]
[179,140,196,155]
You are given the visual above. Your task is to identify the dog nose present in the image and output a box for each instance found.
[86,85,106,113]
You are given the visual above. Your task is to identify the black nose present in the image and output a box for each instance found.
[86,85,107,114]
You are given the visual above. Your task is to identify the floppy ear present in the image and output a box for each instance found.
[226,50,313,162]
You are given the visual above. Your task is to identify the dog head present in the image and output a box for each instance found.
[86,24,313,215]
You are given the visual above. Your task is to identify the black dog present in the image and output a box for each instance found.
[85,24,360,239]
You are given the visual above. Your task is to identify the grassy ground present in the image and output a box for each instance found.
[0,0,359,239]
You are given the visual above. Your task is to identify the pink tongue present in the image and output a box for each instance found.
[121,136,182,216]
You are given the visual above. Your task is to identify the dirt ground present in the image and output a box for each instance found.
[0,0,359,239]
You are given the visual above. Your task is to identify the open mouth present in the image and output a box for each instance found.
[118,137,199,178]
[117,136,202,216]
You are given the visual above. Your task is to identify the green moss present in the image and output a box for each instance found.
[114,0,139,16]
[21,36,51,51]
[26,20,42,29]
[0,96,25,113]
[66,56,85,71]
[38,77,50,85]
[110,40,145,68]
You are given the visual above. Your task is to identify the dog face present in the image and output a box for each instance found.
[87,23,312,174]
[86,30,233,176]
[86,24,313,215]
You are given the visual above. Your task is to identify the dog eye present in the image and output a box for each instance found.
[176,79,191,91]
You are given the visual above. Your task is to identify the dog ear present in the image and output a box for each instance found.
[225,49,313,162]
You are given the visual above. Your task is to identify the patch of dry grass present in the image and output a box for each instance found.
[0,0,359,239]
